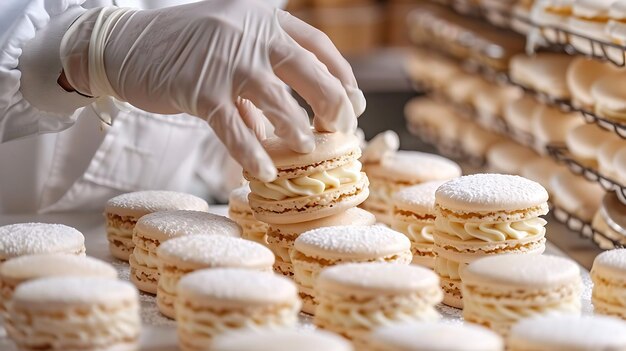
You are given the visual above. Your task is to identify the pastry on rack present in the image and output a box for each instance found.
[606,1,626,63]
[486,141,539,174]
[531,105,583,154]
[591,72,626,123]
[598,139,626,180]
[592,193,626,249]
[504,94,541,143]
[530,0,574,43]
[615,147,626,183]
[550,170,605,222]
[227,184,269,245]
[520,157,564,196]
[566,57,621,111]
[568,0,614,55]
[0,223,85,262]
[565,123,612,168]
[473,84,522,130]
[509,53,574,100]
[460,124,503,162]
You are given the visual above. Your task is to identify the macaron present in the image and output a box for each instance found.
[486,141,538,174]
[460,124,502,161]
[615,148,626,184]
[434,174,549,308]
[130,210,241,294]
[0,254,116,316]
[392,180,447,268]
[461,254,582,336]
[531,105,583,154]
[473,85,522,126]
[598,139,626,180]
[550,170,605,222]
[246,131,369,225]
[530,0,574,43]
[592,201,626,249]
[267,207,376,277]
[566,57,620,111]
[314,263,442,348]
[0,223,85,261]
[509,53,573,99]
[291,225,412,314]
[444,74,490,107]
[156,235,274,319]
[227,184,269,244]
[504,95,540,137]
[520,157,563,195]
[368,322,504,351]
[210,329,353,351]
[592,248,626,317]
[105,190,209,261]
[362,150,461,224]
[508,315,626,351]
[6,277,140,351]
[176,268,300,351]
[565,124,611,167]
[591,73,626,123]
[568,0,614,55]
[607,1,626,62]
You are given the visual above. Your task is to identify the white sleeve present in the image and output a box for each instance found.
[0,0,95,143]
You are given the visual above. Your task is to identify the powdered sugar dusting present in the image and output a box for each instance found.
[592,249,626,276]
[157,235,274,268]
[295,226,410,258]
[105,191,209,216]
[0,223,85,259]
[380,151,462,181]
[135,211,241,240]
[178,268,297,303]
[319,262,438,292]
[436,174,549,212]
[393,180,447,213]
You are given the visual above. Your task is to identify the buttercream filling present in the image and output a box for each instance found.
[250,161,362,201]
[435,217,547,242]
[464,294,581,324]
[434,256,462,280]
[105,225,134,239]
[392,220,435,244]
[132,247,159,269]
[592,279,626,312]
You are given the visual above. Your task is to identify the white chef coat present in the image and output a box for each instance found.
[0,0,287,213]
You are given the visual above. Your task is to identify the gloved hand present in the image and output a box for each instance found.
[60,0,366,182]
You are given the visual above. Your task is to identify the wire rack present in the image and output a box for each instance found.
[546,144,626,206]
[551,204,622,250]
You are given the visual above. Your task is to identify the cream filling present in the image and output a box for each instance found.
[434,256,462,280]
[8,304,140,347]
[106,226,133,239]
[132,247,159,269]
[593,280,626,311]
[464,295,581,324]
[250,161,362,201]
[367,179,400,205]
[435,217,547,242]
[392,220,435,244]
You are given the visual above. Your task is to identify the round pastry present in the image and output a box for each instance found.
[591,73,626,123]
[130,210,241,294]
[566,57,620,111]
[592,200,626,249]
[504,95,540,136]
[0,254,116,315]
[444,74,490,107]
[607,1,626,62]
[486,141,538,175]
[592,248,626,317]
[291,225,412,314]
[105,190,209,261]
[568,0,614,55]
[362,150,461,225]
[368,322,504,351]
[392,180,447,268]
[520,157,563,195]
[508,315,626,351]
[210,329,353,351]
[565,124,611,167]
[614,148,626,184]
[314,263,442,348]
[267,207,376,277]
[228,184,269,244]
[550,170,605,222]
[176,268,300,351]
[434,174,549,308]
[245,131,369,224]
[0,223,85,262]
[473,85,522,127]
[461,124,502,161]
[509,53,573,99]
[461,254,582,336]
[6,277,140,351]
[404,99,461,144]
[598,139,626,180]
[156,235,274,319]
[530,0,574,43]
[531,105,583,154]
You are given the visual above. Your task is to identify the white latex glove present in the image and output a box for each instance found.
[60,0,366,182]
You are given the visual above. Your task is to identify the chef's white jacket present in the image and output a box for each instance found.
[0,0,258,213]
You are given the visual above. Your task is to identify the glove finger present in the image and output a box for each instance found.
[269,35,357,134]
[239,72,315,154]
[236,97,267,141]
[207,103,277,182]
[277,10,366,117]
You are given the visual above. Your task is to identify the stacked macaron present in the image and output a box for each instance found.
[591,249,626,317]
[433,174,549,308]
[0,223,86,261]
[105,190,209,260]
[228,184,269,244]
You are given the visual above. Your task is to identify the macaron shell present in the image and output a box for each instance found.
[0,223,85,261]
[134,210,242,242]
[487,141,538,175]
[531,105,583,148]
[614,148,626,183]
[550,170,604,222]
[0,254,117,283]
[365,151,461,183]
[504,95,540,134]
[393,180,447,215]
[566,124,611,162]
[566,57,620,109]
[268,207,376,237]
[105,190,209,218]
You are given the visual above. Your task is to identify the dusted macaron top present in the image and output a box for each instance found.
[509,315,626,351]
[12,277,137,309]
[211,329,353,351]
[157,235,274,269]
[105,190,209,218]
[317,263,439,295]
[134,210,241,241]
[294,225,411,260]
[366,151,461,183]
[0,223,85,260]
[460,254,580,289]
[0,254,116,282]
[177,268,298,307]
[435,174,549,212]
[370,322,503,351]
[592,249,626,280]
[393,180,447,215]
[269,207,376,235]
[259,131,360,170]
